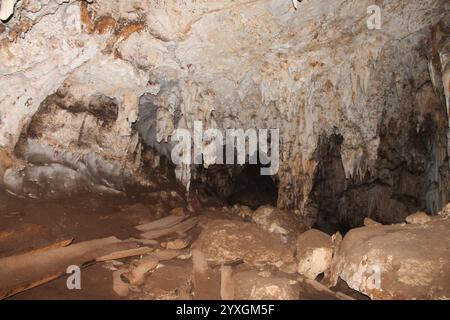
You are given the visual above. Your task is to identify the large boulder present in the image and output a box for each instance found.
[296,229,335,280]
[330,217,450,299]
[193,219,294,267]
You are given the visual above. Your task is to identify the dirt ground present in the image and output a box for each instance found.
[0,191,365,300]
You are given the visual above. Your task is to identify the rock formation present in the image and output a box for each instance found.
[328,214,450,299]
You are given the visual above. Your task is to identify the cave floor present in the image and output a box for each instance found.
[0,191,364,300]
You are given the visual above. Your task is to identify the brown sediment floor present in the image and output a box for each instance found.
[0,190,180,300]
[0,191,364,300]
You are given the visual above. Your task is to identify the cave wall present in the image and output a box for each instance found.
[310,24,450,231]
[0,0,449,225]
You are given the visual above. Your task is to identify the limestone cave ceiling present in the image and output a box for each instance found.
[0,0,449,228]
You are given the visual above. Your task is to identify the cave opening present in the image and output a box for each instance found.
[226,164,279,209]
[191,162,279,210]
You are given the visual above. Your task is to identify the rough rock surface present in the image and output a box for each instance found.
[233,270,299,300]
[143,265,192,300]
[194,219,294,267]
[0,0,449,227]
[441,203,450,217]
[330,217,450,300]
[363,217,381,227]
[405,211,432,225]
[251,205,308,243]
[296,229,334,280]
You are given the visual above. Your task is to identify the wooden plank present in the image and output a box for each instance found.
[140,217,198,239]
[0,236,138,300]
[0,271,65,300]
[136,215,187,232]
[96,246,153,262]
[153,249,182,261]
[220,265,235,300]
[26,238,74,255]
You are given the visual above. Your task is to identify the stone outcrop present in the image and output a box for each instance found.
[193,219,295,267]
[329,215,450,300]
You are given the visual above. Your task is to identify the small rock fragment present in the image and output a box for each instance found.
[405,212,431,225]
[165,238,189,250]
[251,205,308,243]
[257,270,272,278]
[233,270,299,300]
[112,269,130,297]
[439,203,450,217]
[170,207,185,216]
[125,255,159,285]
[232,204,253,220]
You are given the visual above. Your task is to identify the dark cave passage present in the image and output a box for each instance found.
[191,163,279,210]
[310,134,348,234]
[226,164,278,209]
[309,106,450,235]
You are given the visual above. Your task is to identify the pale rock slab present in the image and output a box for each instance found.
[331,218,450,299]
[296,229,334,280]
[0,0,17,21]
[194,219,295,267]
